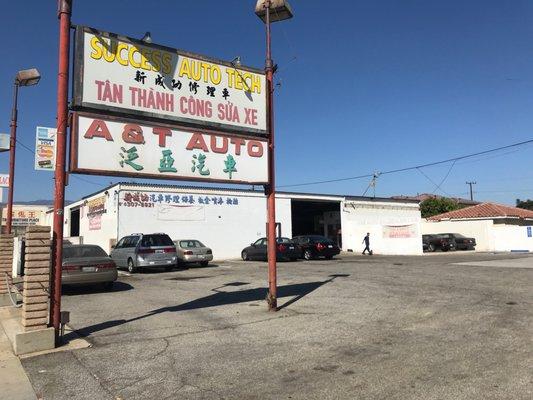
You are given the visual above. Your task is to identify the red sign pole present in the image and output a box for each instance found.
[264,2,277,311]
[50,0,72,344]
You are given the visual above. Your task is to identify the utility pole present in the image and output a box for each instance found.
[466,181,476,201]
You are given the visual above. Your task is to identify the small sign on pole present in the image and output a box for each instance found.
[35,126,57,170]
[0,174,9,187]
[527,226,532,238]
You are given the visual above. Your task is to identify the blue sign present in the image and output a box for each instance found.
[527,226,532,238]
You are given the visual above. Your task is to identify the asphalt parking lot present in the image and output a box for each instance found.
[21,252,533,400]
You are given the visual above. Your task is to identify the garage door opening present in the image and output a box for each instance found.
[70,208,80,237]
[291,200,342,246]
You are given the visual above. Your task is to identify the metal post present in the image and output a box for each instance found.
[6,82,19,234]
[50,0,72,344]
[264,1,277,311]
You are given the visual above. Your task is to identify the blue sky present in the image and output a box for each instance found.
[1,0,533,205]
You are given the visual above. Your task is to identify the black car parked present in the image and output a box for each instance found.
[422,234,431,252]
[292,235,340,260]
[439,233,476,250]
[241,237,301,261]
[424,234,455,252]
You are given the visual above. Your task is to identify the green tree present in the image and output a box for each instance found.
[420,197,460,218]
[516,198,533,211]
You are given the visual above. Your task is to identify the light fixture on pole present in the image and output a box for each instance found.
[141,31,152,44]
[255,0,293,22]
[254,0,293,311]
[231,56,242,67]
[5,68,41,234]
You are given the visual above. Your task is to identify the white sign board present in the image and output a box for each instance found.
[0,133,9,152]
[35,126,57,170]
[0,174,9,188]
[73,27,267,136]
[72,113,268,184]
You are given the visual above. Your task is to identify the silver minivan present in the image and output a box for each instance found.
[111,233,177,273]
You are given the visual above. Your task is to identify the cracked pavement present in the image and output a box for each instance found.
[21,253,533,399]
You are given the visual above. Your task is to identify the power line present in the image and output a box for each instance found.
[416,168,453,197]
[432,159,456,194]
[278,138,533,188]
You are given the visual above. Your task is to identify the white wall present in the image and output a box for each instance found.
[76,193,118,253]
[421,219,494,251]
[116,187,292,260]
[342,201,422,255]
[492,225,533,252]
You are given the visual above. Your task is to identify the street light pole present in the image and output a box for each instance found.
[5,68,41,234]
[255,0,293,311]
[264,1,277,311]
[6,82,19,234]
[50,0,72,344]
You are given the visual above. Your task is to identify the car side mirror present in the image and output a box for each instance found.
[251,243,255,247]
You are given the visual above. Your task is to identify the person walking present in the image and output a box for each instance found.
[362,232,372,255]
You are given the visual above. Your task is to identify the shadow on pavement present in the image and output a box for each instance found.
[64,274,348,340]
[136,264,221,274]
[62,281,134,296]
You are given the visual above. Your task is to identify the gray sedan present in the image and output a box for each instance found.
[174,240,213,267]
[62,245,118,289]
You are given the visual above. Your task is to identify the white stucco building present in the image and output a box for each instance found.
[422,203,533,252]
[52,183,422,259]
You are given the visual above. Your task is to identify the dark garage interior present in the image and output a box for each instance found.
[291,199,341,245]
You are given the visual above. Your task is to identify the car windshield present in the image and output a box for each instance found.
[63,246,108,259]
[141,234,174,247]
[276,237,292,244]
[179,240,205,248]
[451,233,465,238]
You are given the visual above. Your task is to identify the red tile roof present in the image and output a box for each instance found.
[428,202,533,221]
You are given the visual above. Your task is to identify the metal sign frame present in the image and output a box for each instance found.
[69,111,269,185]
[72,25,268,137]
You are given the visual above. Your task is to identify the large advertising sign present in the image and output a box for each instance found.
[1,208,43,227]
[73,26,267,136]
[71,113,268,184]
[35,126,57,170]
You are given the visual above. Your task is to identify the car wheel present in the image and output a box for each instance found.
[442,247,449,252]
[127,258,137,273]
[242,251,249,261]
[428,244,435,252]
[200,261,209,267]
[303,249,313,260]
